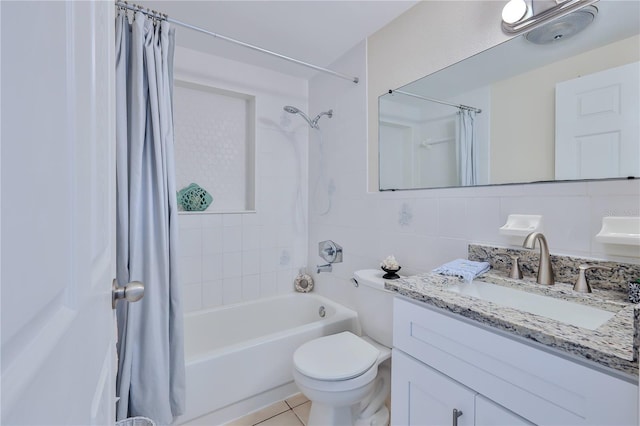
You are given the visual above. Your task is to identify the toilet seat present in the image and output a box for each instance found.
[293,331,380,381]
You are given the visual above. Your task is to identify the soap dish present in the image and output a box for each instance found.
[595,217,640,246]
[499,214,543,237]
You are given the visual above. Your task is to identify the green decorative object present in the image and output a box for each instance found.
[177,183,213,211]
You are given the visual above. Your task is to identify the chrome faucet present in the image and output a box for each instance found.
[522,232,555,285]
[317,263,332,274]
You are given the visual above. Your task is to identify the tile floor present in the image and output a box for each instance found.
[226,393,311,426]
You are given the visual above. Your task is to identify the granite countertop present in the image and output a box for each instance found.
[385,272,639,377]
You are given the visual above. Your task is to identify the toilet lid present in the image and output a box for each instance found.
[293,331,380,381]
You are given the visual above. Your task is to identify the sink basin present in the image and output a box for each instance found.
[448,280,616,330]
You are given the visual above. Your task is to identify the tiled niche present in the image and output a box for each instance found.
[173,80,256,213]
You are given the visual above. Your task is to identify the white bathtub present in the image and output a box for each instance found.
[179,293,359,425]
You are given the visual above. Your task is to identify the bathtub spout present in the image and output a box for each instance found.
[317,263,332,274]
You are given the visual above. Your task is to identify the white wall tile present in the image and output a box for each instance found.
[259,272,278,298]
[173,46,309,313]
[202,253,223,282]
[260,248,279,273]
[276,269,296,294]
[223,252,242,278]
[178,214,202,229]
[438,198,468,238]
[276,225,296,248]
[242,250,261,275]
[179,256,202,285]
[412,197,439,236]
[179,228,203,258]
[375,199,415,234]
[275,248,291,269]
[434,238,470,267]
[242,211,262,226]
[242,274,261,301]
[242,225,262,250]
[202,227,223,256]
[174,83,250,212]
[587,179,640,196]
[223,214,243,227]
[202,214,223,228]
[466,197,501,244]
[182,282,203,313]
[222,277,242,305]
[223,226,242,253]
[202,280,223,308]
[260,221,279,249]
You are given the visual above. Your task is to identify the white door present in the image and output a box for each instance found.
[555,61,640,180]
[1,1,116,424]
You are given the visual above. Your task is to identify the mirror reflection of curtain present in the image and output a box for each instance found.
[456,109,477,186]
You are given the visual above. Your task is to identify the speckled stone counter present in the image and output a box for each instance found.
[385,272,639,377]
[469,244,640,295]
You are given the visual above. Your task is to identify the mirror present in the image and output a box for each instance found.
[378,1,639,191]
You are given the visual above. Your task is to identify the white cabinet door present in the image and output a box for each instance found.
[391,349,475,426]
[1,1,116,424]
[555,61,640,180]
[476,395,534,426]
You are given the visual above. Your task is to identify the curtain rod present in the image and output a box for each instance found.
[115,1,359,84]
[388,89,482,114]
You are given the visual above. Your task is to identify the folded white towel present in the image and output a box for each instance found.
[433,259,490,282]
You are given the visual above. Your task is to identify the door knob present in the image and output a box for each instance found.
[112,279,145,309]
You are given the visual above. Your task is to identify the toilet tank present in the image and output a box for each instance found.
[353,269,395,348]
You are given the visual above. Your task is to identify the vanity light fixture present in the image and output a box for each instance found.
[502,0,599,37]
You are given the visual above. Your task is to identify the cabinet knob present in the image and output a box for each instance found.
[452,408,463,426]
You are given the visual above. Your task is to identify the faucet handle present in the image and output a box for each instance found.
[507,255,523,280]
[573,264,612,293]
[496,253,523,280]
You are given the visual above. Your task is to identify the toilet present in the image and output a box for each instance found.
[293,269,394,426]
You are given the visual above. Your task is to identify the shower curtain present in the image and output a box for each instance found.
[456,109,477,186]
[115,10,185,425]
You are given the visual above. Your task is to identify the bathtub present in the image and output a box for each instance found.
[178,293,359,425]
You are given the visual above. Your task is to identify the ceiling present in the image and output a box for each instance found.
[134,1,418,80]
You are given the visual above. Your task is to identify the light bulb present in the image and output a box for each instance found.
[502,0,528,24]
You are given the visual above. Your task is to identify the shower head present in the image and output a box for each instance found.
[283,105,333,129]
[283,105,315,128]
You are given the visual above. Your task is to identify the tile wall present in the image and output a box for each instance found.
[174,47,310,312]
[308,41,640,310]
[174,82,252,212]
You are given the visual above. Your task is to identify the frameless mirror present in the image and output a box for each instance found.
[378,1,639,191]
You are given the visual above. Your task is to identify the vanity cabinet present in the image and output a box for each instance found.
[392,349,532,425]
[391,297,638,426]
